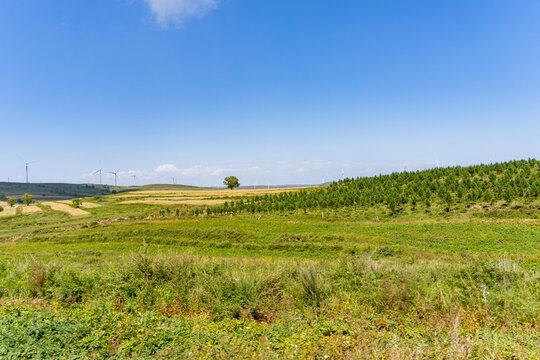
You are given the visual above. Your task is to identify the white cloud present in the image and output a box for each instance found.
[155,164,179,173]
[145,0,219,26]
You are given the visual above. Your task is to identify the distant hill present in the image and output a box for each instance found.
[0,182,124,201]
[0,182,201,201]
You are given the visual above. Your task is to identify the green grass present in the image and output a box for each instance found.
[0,191,538,358]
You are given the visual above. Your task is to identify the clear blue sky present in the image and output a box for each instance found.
[1,0,539,186]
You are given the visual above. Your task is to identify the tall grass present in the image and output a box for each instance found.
[0,245,537,358]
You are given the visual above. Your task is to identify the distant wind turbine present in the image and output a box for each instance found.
[108,170,120,186]
[25,161,36,184]
[131,174,137,184]
[93,169,104,185]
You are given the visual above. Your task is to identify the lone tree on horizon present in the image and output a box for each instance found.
[223,176,240,190]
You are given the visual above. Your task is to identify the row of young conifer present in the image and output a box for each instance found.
[209,159,540,215]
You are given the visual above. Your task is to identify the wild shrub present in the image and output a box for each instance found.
[27,260,47,297]
[452,262,518,288]
[299,265,325,306]
[50,269,93,303]
[373,245,401,259]
[377,272,415,312]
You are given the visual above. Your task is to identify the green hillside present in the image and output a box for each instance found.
[125,184,201,191]
[213,159,540,216]
[0,161,538,358]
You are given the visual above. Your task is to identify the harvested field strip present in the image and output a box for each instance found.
[0,207,17,217]
[113,188,311,198]
[21,206,43,214]
[58,200,100,208]
[42,202,90,216]
[120,199,228,205]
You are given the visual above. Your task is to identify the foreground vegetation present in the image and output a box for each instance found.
[0,161,538,359]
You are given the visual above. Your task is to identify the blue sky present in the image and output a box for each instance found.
[1,0,539,186]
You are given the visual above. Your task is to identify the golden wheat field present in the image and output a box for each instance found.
[21,205,43,214]
[42,201,90,216]
[113,187,310,206]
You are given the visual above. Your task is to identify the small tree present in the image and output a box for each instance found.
[223,176,240,190]
[7,198,17,207]
[72,199,82,208]
[22,193,33,206]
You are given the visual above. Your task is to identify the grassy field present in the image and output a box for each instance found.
[0,180,539,359]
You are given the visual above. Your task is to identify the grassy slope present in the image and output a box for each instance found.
[0,180,538,358]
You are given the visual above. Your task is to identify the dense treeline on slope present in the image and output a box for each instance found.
[211,159,540,215]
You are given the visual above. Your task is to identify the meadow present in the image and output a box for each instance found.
[0,161,538,359]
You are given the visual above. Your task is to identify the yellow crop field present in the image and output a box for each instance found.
[58,200,100,208]
[42,202,90,216]
[21,205,43,214]
[121,199,228,205]
[0,207,17,217]
[114,187,308,206]
[115,187,309,198]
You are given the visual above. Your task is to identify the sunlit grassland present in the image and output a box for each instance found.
[0,188,538,359]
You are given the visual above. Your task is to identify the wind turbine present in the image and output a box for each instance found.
[108,170,120,186]
[93,169,104,185]
[130,174,137,184]
[25,161,36,184]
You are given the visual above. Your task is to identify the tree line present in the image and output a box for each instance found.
[209,159,540,215]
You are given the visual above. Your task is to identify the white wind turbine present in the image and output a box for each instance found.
[93,169,104,185]
[108,170,120,186]
[25,161,36,183]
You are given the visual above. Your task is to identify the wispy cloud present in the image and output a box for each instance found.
[77,160,441,187]
[155,164,179,173]
[145,0,219,26]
